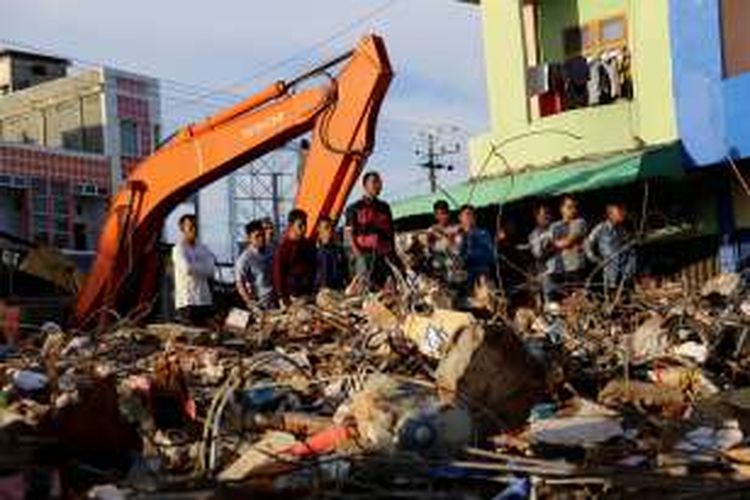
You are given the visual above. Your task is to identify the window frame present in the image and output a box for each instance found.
[564,13,628,58]
[598,14,628,51]
[119,118,140,158]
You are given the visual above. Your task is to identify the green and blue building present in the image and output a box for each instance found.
[395,0,750,279]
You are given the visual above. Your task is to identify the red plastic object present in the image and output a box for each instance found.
[285,426,354,458]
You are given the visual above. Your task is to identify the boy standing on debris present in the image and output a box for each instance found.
[585,202,636,295]
[172,214,215,326]
[235,220,276,311]
[273,209,317,307]
[316,216,348,290]
[426,200,461,284]
[548,195,587,299]
[457,204,497,290]
[345,171,399,289]
[528,204,554,302]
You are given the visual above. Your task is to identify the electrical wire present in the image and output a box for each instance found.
[1,0,401,116]
[467,129,584,205]
[0,38,242,104]
[0,39,247,140]
[189,0,401,103]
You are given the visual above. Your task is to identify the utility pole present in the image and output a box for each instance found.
[415,131,461,193]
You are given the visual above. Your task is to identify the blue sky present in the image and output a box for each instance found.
[2,0,490,257]
[1,0,489,199]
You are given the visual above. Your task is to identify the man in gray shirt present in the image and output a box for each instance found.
[235,219,276,310]
[528,204,554,302]
[547,195,587,299]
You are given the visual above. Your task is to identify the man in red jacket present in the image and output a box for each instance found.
[273,209,317,307]
[344,171,400,290]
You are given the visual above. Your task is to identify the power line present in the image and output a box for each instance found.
[239,0,400,86]
[168,0,401,110]
[0,38,242,104]
[1,1,403,135]
[0,0,401,113]
[0,39,245,120]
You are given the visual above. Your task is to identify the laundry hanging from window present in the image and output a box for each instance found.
[532,48,633,117]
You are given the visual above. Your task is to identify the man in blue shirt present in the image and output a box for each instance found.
[457,204,497,289]
[316,216,348,291]
[585,202,636,294]
[235,219,276,310]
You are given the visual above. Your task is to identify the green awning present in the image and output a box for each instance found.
[392,144,684,219]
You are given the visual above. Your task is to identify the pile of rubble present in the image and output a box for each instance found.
[5,273,750,498]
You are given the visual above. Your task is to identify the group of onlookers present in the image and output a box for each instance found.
[171,171,400,325]
[526,195,635,302]
[424,201,497,292]
[171,169,637,325]
[424,194,636,304]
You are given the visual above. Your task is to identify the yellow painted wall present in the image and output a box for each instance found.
[480,0,529,135]
[470,0,678,178]
[630,0,678,145]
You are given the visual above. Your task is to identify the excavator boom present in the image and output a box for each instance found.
[73,35,392,329]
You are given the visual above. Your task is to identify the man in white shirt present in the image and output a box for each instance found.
[172,214,215,326]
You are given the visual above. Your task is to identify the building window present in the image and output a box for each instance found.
[721,0,750,78]
[53,197,68,214]
[32,213,47,230]
[120,119,140,157]
[153,124,161,148]
[564,15,627,57]
[527,10,633,117]
[32,211,48,245]
[73,223,87,250]
[53,233,69,249]
[564,24,596,55]
[54,217,68,233]
[51,181,67,196]
[601,16,626,46]
[59,99,83,151]
[31,64,48,76]
[31,177,47,192]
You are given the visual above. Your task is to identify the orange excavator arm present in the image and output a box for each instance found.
[73,35,392,329]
